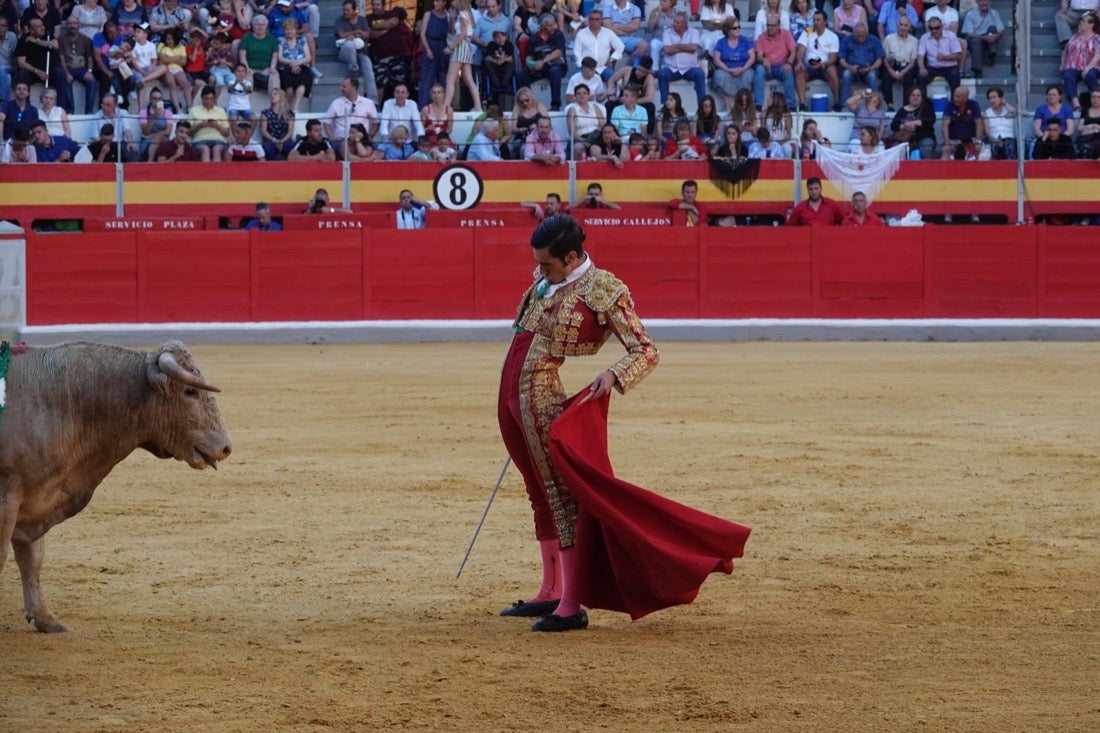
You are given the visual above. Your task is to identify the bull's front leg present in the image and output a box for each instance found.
[0,485,16,584]
[13,535,66,633]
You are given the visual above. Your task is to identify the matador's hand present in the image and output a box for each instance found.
[589,370,617,399]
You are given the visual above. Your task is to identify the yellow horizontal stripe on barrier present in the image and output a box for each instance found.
[0,181,116,207]
[1022,178,1100,202]
[829,177,1020,203]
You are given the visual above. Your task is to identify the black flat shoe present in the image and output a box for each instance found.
[531,609,588,632]
[500,599,560,617]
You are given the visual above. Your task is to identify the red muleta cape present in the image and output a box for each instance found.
[548,390,752,620]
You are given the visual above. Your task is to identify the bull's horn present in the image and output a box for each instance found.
[158,351,221,392]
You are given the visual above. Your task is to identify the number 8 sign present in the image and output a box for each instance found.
[432,164,485,211]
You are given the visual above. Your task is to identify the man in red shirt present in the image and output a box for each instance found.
[668,179,707,226]
[787,176,842,225]
[841,191,886,226]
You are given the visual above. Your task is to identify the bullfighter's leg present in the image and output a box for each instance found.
[13,536,66,633]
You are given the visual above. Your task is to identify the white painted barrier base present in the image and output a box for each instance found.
[18,318,1100,346]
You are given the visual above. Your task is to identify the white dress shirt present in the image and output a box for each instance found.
[379,98,425,138]
[573,26,624,68]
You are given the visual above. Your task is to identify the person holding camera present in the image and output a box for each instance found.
[303,188,332,213]
[880,15,917,111]
[571,182,621,211]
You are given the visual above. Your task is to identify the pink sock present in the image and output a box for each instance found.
[553,546,581,617]
[530,539,561,602]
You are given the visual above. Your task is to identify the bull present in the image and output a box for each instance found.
[0,341,231,632]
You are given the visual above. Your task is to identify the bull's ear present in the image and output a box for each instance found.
[146,361,170,396]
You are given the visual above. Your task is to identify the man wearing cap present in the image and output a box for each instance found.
[334,0,378,102]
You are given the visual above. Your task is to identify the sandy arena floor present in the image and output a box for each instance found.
[1,341,1098,733]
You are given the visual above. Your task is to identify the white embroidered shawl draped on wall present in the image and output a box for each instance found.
[813,143,908,204]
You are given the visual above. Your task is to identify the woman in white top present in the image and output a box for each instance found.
[39,89,71,138]
[566,83,607,158]
[754,0,790,41]
[699,0,737,56]
[71,0,108,40]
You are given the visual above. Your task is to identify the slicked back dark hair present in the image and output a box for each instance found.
[531,214,585,261]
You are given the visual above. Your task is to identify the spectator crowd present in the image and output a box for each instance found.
[1,0,1098,163]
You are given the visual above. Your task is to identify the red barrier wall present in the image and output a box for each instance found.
[22,225,1100,325]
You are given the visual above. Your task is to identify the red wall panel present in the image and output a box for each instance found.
[137,232,252,322]
[813,227,926,318]
[925,226,1038,317]
[1038,227,1100,317]
[366,228,476,318]
[27,232,139,324]
[473,228,536,319]
[588,226,700,318]
[700,227,813,317]
[251,231,364,321]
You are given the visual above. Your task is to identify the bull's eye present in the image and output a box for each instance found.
[184,387,199,397]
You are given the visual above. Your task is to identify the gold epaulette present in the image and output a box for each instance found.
[583,269,629,313]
